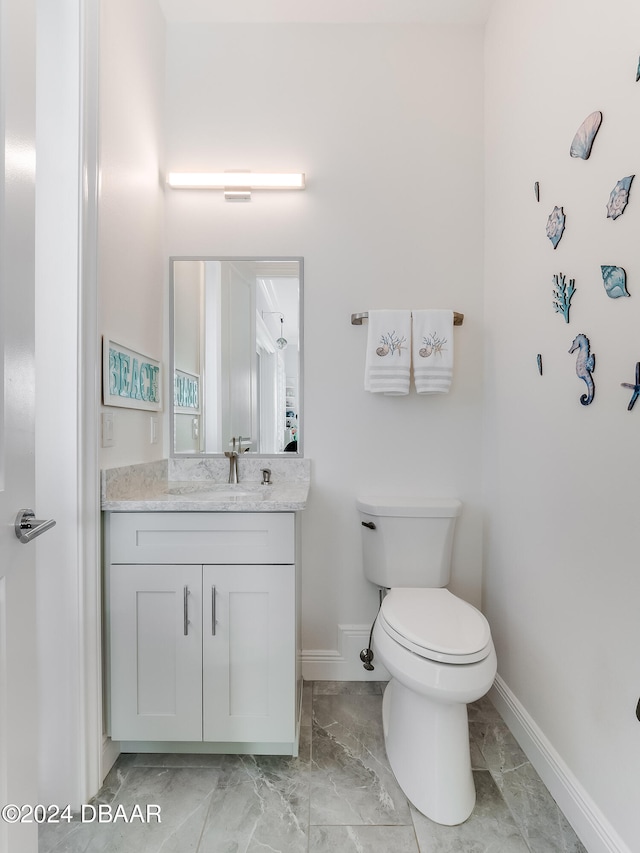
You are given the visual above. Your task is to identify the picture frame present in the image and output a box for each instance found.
[174,369,201,414]
[102,338,162,411]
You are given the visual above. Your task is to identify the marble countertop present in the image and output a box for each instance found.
[101,459,310,512]
[102,480,309,512]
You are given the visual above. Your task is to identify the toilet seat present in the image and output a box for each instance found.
[378,588,492,664]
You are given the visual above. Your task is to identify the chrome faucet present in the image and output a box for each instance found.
[225,437,239,484]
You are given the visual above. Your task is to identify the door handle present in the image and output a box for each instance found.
[361,520,376,530]
[14,509,56,544]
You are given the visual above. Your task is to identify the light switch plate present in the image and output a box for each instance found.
[101,411,115,447]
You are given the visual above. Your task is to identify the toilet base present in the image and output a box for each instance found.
[382,678,476,825]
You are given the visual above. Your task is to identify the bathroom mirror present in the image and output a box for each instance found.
[170,257,302,456]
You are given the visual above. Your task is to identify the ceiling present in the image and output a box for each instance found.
[158,0,492,25]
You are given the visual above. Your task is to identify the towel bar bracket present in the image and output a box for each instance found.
[351,311,463,326]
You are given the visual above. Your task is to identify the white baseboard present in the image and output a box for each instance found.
[490,675,631,853]
[302,624,390,681]
[100,736,120,785]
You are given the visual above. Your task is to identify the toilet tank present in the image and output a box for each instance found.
[357,496,461,588]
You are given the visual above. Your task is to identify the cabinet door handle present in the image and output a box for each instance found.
[211,586,216,636]
[183,585,189,635]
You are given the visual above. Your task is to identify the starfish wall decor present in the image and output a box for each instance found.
[621,362,640,411]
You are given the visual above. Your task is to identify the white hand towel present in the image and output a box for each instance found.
[412,310,454,394]
[364,310,411,395]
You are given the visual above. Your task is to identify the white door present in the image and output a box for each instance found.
[0,0,40,851]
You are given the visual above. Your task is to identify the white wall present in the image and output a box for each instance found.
[98,0,165,468]
[484,1,640,850]
[164,22,485,672]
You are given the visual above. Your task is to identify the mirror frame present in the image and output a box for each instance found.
[169,256,304,458]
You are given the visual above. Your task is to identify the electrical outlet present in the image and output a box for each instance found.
[101,412,115,447]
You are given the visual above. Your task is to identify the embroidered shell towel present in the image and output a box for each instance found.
[364,309,411,395]
[412,309,454,394]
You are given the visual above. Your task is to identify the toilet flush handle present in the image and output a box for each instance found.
[361,521,376,530]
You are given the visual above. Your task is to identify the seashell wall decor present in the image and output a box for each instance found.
[606,175,634,220]
[569,110,603,160]
[601,265,629,298]
[546,205,566,249]
[531,62,637,409]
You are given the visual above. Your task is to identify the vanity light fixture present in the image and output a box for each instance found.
[166,171,305,202]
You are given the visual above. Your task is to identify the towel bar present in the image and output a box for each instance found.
[351,311,464,326]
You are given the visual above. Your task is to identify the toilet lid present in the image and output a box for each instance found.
[379,588,492,664]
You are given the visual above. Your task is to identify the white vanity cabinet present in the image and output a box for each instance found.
[104,511,300,755]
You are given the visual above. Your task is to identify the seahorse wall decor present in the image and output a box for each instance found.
[569,334,595,406]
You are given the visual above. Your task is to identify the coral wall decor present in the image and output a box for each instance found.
[569,111,603,159]
[546,206,566,249]
[601,265,629,298]
[569,334,595,405]
[552,272,576,322]
[606,175,634,220]
[621,363,640,411]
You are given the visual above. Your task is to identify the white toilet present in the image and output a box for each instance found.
[357,495,497,826]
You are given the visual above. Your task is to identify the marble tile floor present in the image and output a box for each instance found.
[39,681,587,853]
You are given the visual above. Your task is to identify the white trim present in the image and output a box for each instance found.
[490,675,632,853]
[35,0,92,808]
[301,624,390,681]
[101,736,120,782]
[78,0,103,799]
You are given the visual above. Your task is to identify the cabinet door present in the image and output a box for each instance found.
[202,564,295,744]
[109,564,202,741]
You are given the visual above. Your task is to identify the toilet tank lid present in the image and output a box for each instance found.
[356,496,461,518]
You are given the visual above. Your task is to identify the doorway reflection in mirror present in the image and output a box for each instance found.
[171,257,302,456]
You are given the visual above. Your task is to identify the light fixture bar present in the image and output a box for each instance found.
[167,171,305,190]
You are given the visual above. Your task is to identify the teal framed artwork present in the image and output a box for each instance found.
[174,369,200,414]
[103,338,162,411]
